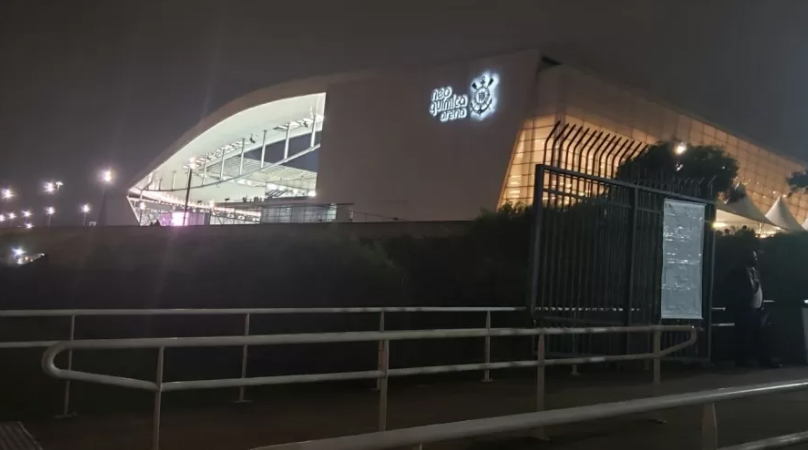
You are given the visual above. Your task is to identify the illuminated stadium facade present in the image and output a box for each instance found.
[127,50,808,230]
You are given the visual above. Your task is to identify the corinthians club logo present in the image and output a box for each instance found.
[429,72,499,122]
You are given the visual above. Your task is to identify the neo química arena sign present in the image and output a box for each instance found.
[429,73,499,123]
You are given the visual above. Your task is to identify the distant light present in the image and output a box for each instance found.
[674,142,688,155]
[80,204,91,213]
[55,181,63,188]
[171,211,186,227]
[0,215,4,222]
[101,169,114,184]
[21,210,31,218]
[45,206,55,215]
[8,212,16,219]
[12,247,24,257]
[138,202,146,210]
[24,223,33,229]
[308,190,317,198]
[676,164,684,172]
[44,182,55,193]
[713,222,727,229]
[1,188,13,200]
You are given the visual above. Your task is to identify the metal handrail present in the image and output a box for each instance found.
[40,324,697,450]
[1,305,526,414]
[0,306,525,318]
[254,377,808,450]
[41,325,697,392]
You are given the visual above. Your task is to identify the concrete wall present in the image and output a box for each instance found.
[317,51,541,221]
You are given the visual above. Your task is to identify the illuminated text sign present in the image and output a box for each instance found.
[429,73,499,123]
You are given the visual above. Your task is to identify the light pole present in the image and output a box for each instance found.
[81,204,91,226]
[183,159,195,226]
[98,169,114,226]
[45,207,55,227]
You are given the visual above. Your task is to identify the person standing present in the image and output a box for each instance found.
[731,251,778,368]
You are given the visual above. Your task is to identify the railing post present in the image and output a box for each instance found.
[58,314,76,418]
[237,313,251,403]
[378,339,390,431]
[483,311,492,382]
[651,327,664,423]
[535,333,546,440]
[153,347,165,450]
[701,403,718,450]
[653,328,661,392]
[376,311,385,391]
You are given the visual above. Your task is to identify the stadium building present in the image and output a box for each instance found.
[126,50,808,231]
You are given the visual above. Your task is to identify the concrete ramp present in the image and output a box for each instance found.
[0,423,42,450]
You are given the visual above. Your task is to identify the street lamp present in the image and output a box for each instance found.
[45,206,55,226]
[183,158,196,226]
[97,169,114,226]
[1,188,13,200]
[21,210,31,219]
[80,204,91,226]
[675,142,688,155]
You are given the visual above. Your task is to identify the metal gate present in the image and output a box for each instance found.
[527,163,716,361]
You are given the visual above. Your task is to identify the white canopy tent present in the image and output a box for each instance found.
[764,196,803,232]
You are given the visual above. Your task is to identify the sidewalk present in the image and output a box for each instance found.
[24,365,808,450]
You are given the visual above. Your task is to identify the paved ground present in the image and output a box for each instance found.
[22,365,808,450]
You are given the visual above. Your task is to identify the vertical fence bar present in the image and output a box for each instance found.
[59,315,76,418]
[483,311,492,382]
[378,339,390,431]
[535,333,546,440]
[152,347,165,450]
[376,311,385,390]
[527,164,546,318]
[701,403,718,450]
[624,186,639,355]
[237,313,251,403]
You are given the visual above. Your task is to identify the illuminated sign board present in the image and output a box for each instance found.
[429,73,499,122]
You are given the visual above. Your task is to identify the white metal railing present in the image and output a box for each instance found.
[0,306,524,415]
[40,324,697,450]
[253,377,808,450]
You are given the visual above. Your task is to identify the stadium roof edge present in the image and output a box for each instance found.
[127,69,375,189]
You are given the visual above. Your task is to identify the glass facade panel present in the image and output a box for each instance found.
[501,66,808,223]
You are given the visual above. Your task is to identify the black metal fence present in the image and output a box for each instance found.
[527,164,716,361]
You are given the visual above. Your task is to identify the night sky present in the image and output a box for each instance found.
[1,0,808,225]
